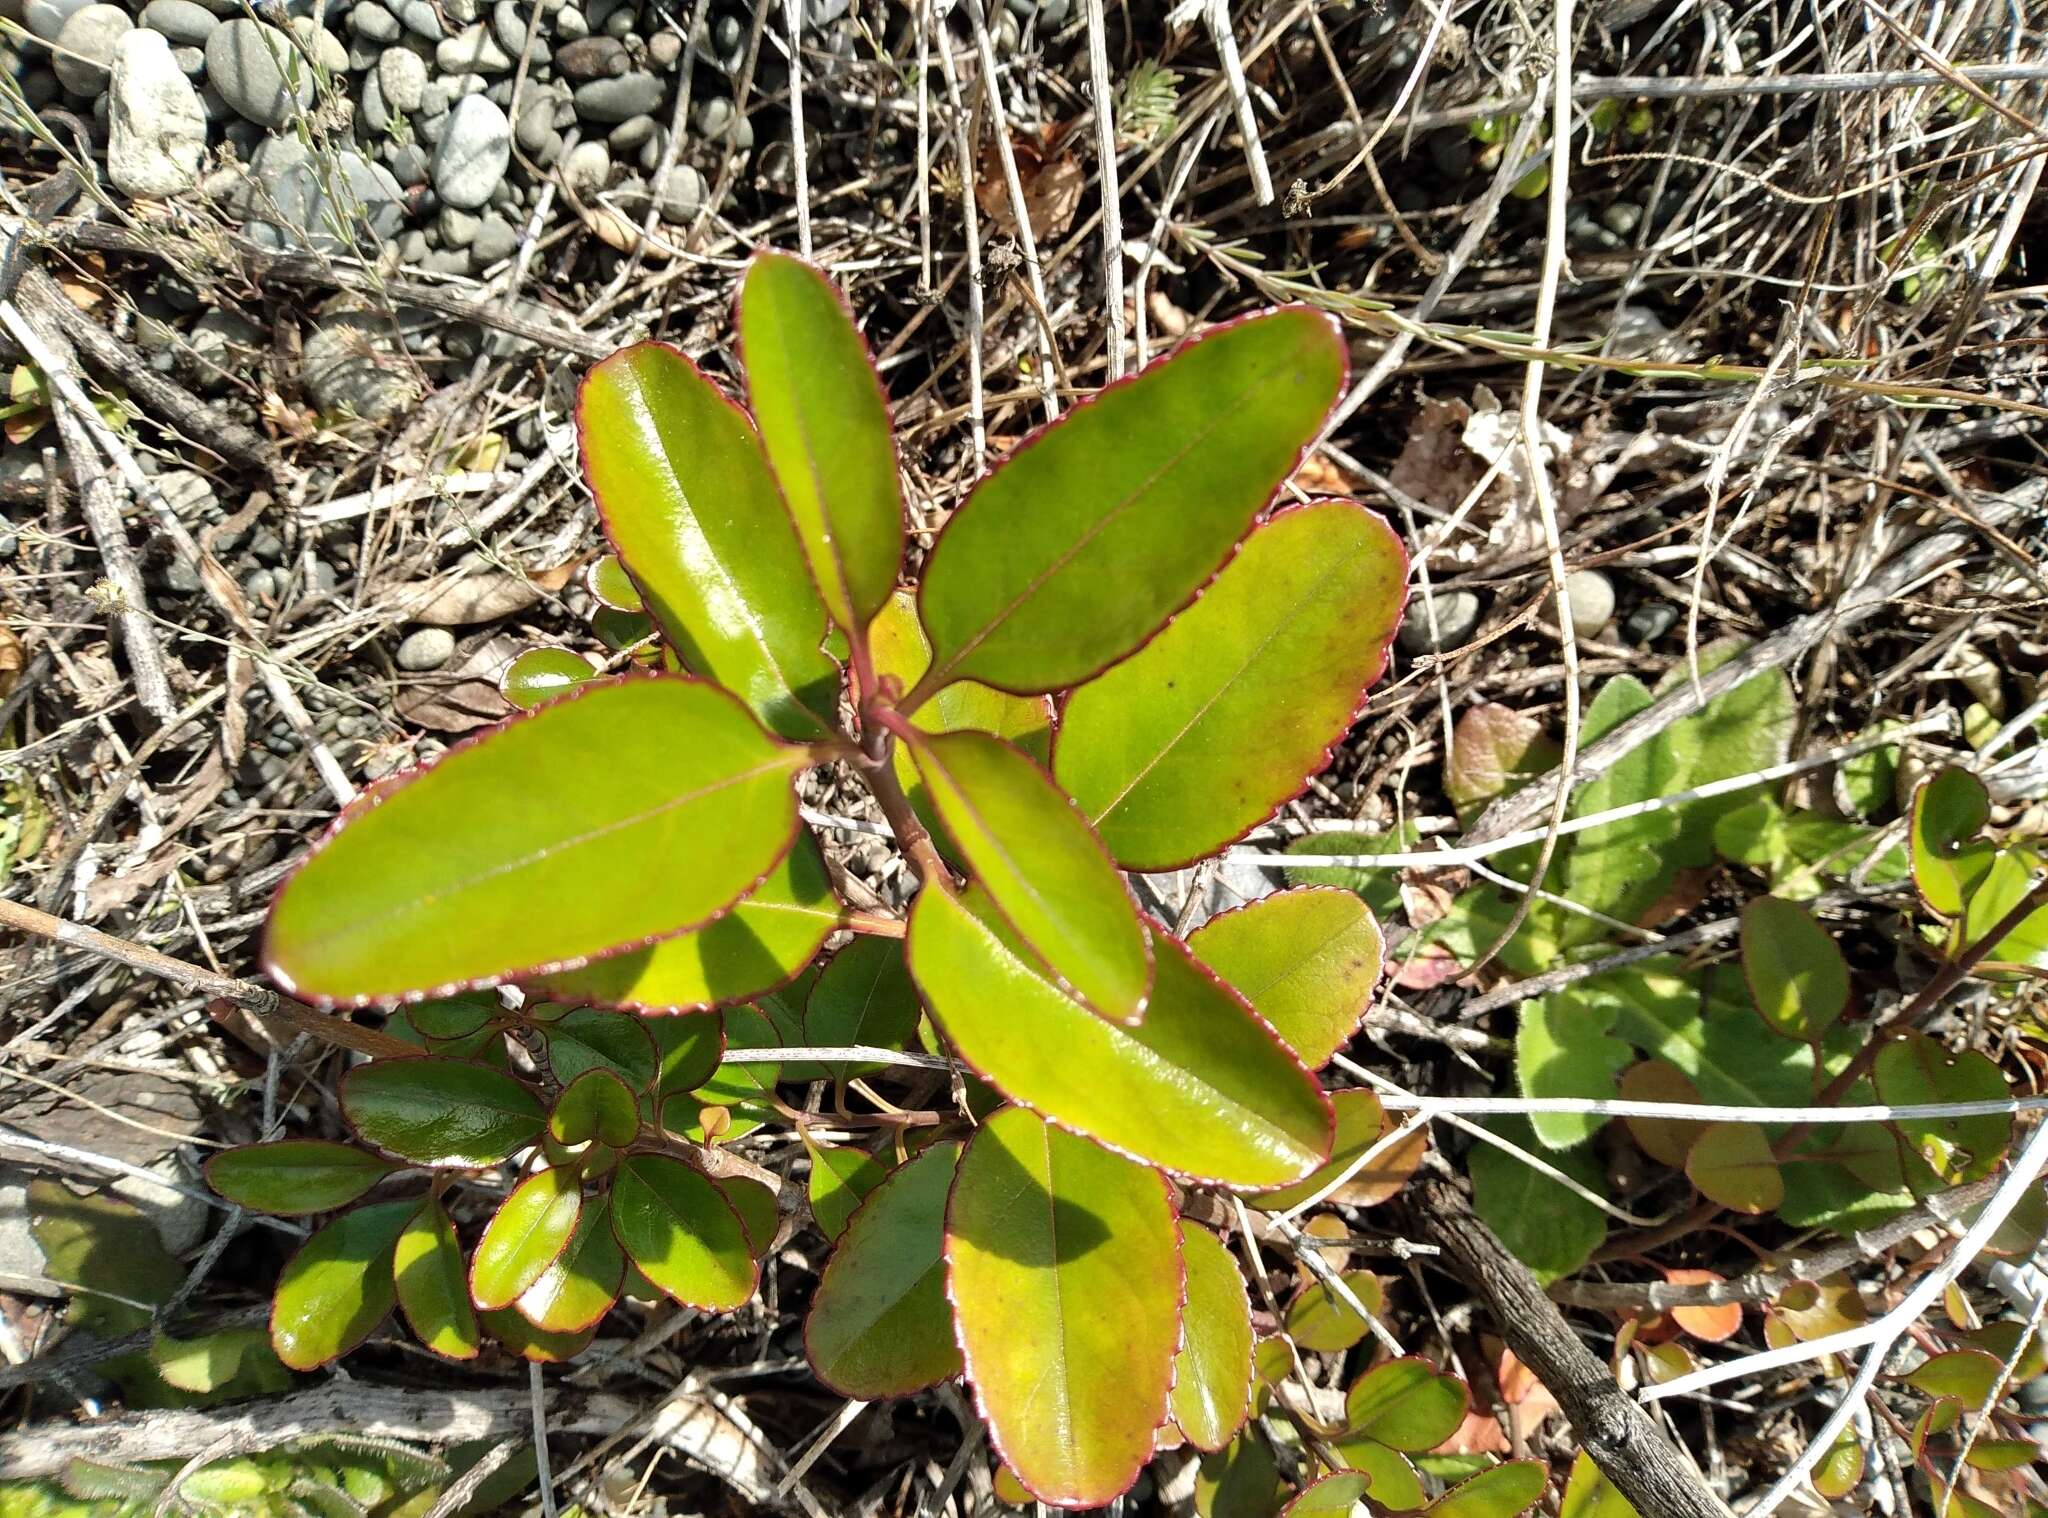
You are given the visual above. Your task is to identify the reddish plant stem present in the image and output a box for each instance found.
[859,711,952,888]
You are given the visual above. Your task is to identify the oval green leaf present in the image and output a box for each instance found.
[1286,1270,1384,1353]
[545,1007,659,1090]
[807,1139,890,1240]
[551,1069,641,1148]
[1685,1121,1783,1214]
[517,1192,626,1334]
[1424,1460,1546,1518]
[806,1141,963,1397]
[501,647,596,711]
[265,676,806,1003]
[945,1107,1181,1507]
[1055,501,1405,868]
[392,1196,479,1360]
[1873,1032,2013,1185]
[739,251,905,634]
[1344,1359,1468,1452]
[908,882,1333,1188]
[578,343,839,739]
[206,1141,395,1216]
[609,1152,757,1310]
[342,1058,545,1168]
[1558,1451,1636,1518]
[533,830,840,1012]
[270,1200,413,1370]
[1282,1473,1373,1517]
[1740,896,1849,1042]
[804,936,921,1081]
[1811,1431,1865,1500]
[1912,766,1993,918]
[915,307,1346,696]
[716,1174,780,1255]
[481,1305,599,1363]
[908,729,1151,1024]
[1188,887,1383,1069]
[471,1166,582,1311]
[1172,1222,1254,1452]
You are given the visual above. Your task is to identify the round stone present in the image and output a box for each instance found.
[437,204,481,245]
[573,70,661,122]
[288,16,348,74]
[301,313,419,421]
[107,28,206,197]
[554,35,625,79]
[396,628,455,671]
[652,162,704,223]
[397,0,442,37]
[1397,589,1482,655]
[377,44,426,111]
[139,0,218,45]
[553,4,587,39]
[1563,569,1615,639]
[205,18,315,127]
[349,2,402,41]
[53,4,132,95]
[606,112,653,150]
[24,0,91,43]
[489,0,528,57]
[437,19,511,72]
[430,93,511,209]
[469,211,517,265]
[560,137,609,194]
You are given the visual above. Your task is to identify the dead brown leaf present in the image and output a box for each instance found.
[977,125,1084,242]
[396,633,520,733]
[409,568,544,626]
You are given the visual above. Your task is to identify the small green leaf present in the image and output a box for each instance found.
[271,1201,413,1370]
[471,1167,582,1311]
[265,677,807,1003]
[1172,1222,1254,1452]
[739,251,905,634]
[1468,1117,1605,1282]
[908,728,1152,1024]
[392,1196,479,1360]
[578,345,839,739]
[588,552,644,611]
[500,647,596,710]
[342,1058,545,1168]
[1344,1360,1468,1452]
[1253,1088,1424,1211]
[1558,1451,1638,1518]
[806,1139,890,1240]
[1281,1473,1372,1517]
[1912,766,1994,918]
[481,1306,599,1363]
[806,1141,963,1397]
[908,882,1333,1188]
[1904,1347,2004,1406]
[1446,704,1558,822]
[1685,1122,1783,1213]
[1873,1032,2012,1185]
[1811,1431,1865,1500]
[1424,1460,1546,1518]
[716,1174,780,1255]
[945,1108,1181,1507]
[915,307,1346,696]
[676,1002,781,1139]
[1331,1437,1424,1512]
[1962,848,2048,971]
[803,936,921,1081]
[1560,676,1684,932]
[1286,1270,1384,1352]
[1054,501,1405,868]
[609,1153,757,1310]
[550,1070,641,1148]
[1516,988,1632,1148]
[207,1141,395,1216]
[1197,1432,1286,1518]
[1740,896,1849,1042]
[516,1193,626,1334]
[1652,647,1796,867]
[1188,888,1383,1070]
[648,1013,725,1095]
[545,1007,659,1090]
[149,1326,271,1393]
[1618,1061,1707,1168]
[534,830,839,1012]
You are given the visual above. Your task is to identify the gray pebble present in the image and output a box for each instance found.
[430,93,511,208]
[470,211,517,265]
[205,18,314,127]
[289,16,348,74]
[553,6,588,40]
[693,93,750,147]
[24,0,91,43]
[600,6,631,37]
[417,77,450,116]
[651,162,703,223]
[606,111,653,150]
[377,44,426,110]
[645,28,680,66]
[156,468,216,519]
[514,94,556,152]
[346,34,384,70]
[415,107,449,144]
[172,43,204,76]
[555,34,626,78]
[107,28,206,196]
[442,0,482,22]
[358,66,392,131]
[139,0,218,45]
[245,567,281,601]
[437,19,511,71]
[385,140,430,184]
[22,67,64,111]
[395,227,430,261]
[490,0,528,56]
[416,245,472,274]
[349,2,401,41]
[1397,589,1482,654]
[560,136,609,194]
[437,204,481,244]
[575,70,661,122]
[396,0,442,39]
[53,5,131,95]
[1601,201,1643,238]
[1564,569,1615,639]
[301,312,419,420]
[1624,601,1679,646]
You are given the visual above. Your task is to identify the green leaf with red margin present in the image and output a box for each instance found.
[1253,1088,1425,1212]
[342,1059,545,1168]
[392,1196,478,1361]
[533,830,840,1012]
[738,252,906,635]
[551,1070,640,1148]
[1446,704,1559,823]
[481,1306,598,1363]
[1618,1061,1707,1169]
[1054,501,1405,869]
[471,1166,582,1311]
[1344,1359,1468,1451]
[1904,1347,2004,1405]
[803,936,921,1081]
[1912,766,1994,919]
[648,1013,725,1096]
[906,728,1151,1024]
[907,881,1333,1188]
[270,1200,413,1370]
[806,1141,963,1397]
[517,1192,626,1333]
[577,344,839,739]
[1423,1461,1546,1518]
[945,1108,1182,1508]
[265,677,807,1003]
[1197,1432,1285,1518]
[1872,1032,2012,1185]
[501,646,597,710]
[1330,1437,1423,1512]
[1285,1270,1384,1353]
[915,307,1346,697]
[1188,887,1384,1070]
[807,1139,890,1240]
[1812,1431,1865,1501]
[609,1153,757,1310]
[870,589,1052,762]
[1685,1122,1783,1213]
[206,1141,394,1216]
[1740,896,1849,1042]
[1558,1452,1637,1518]
[1172,1222,1254,1452]
[1281,1473,1372,1516]
[546,1008,660,1090]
